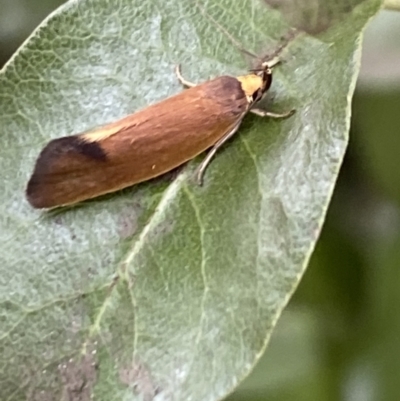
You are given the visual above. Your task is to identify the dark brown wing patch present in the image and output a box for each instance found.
[33,136,107,175]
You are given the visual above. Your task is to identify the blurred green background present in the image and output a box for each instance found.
[1,1,400,400]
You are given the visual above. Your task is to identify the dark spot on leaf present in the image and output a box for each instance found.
[57,346,98,401]
[27,388,55,401]
[118,204,141,239]
[119,360,159,401]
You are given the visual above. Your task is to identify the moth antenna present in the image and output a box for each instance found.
[260,28,300,64]
[193,0,260,61]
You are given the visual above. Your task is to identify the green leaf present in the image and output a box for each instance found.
[0,0,381,399]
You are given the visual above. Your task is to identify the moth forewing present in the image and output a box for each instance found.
[27,75,250,208]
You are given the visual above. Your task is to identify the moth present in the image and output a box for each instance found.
[26,58,294,209]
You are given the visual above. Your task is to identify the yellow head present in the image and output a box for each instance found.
[236,58,277,105]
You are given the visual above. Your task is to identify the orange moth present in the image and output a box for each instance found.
[26,58,294,209]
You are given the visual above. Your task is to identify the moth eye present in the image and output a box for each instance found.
[252,89,262,102]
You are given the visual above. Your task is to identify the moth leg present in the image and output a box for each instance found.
[175,65,197,88]
[196,122,242,185]
[251,108,295,118]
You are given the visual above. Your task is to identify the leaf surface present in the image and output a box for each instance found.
[0,0,382,399]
